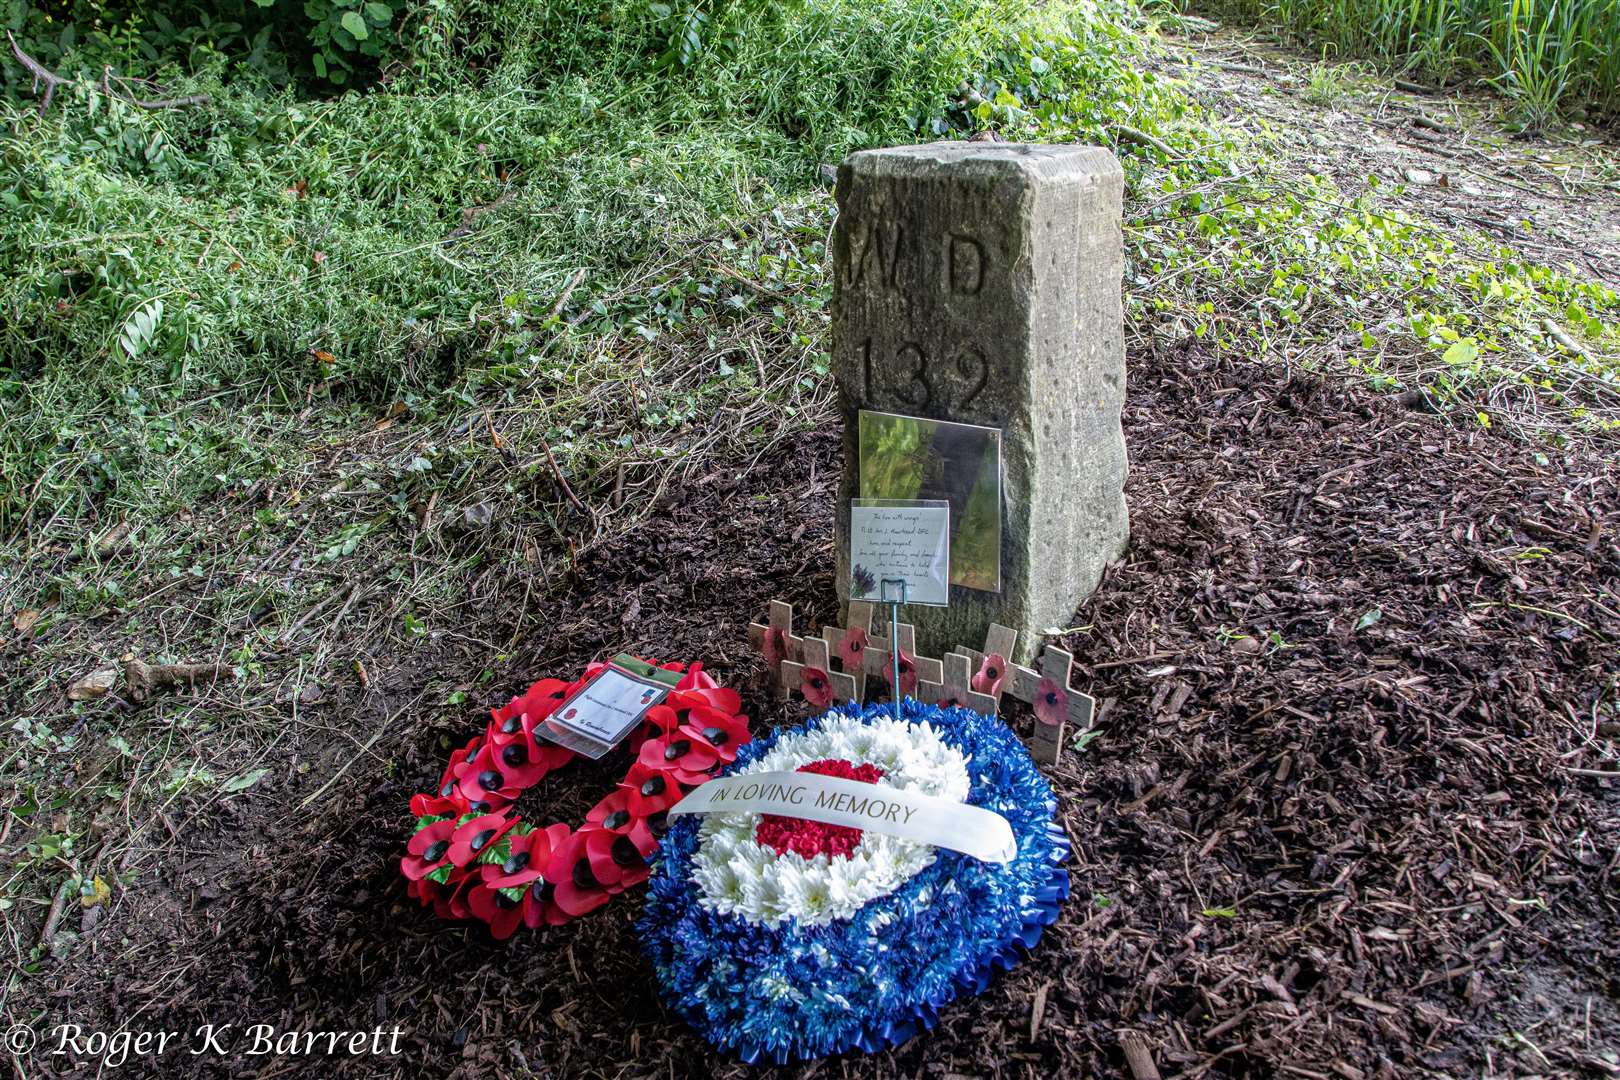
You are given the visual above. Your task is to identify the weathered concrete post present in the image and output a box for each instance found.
[833,143,1128,662]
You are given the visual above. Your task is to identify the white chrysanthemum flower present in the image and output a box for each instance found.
[692,715,970,926]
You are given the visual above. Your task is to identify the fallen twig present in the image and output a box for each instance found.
[124,657,230,704]
[37,874,75,951]
[1122,1030,1164,1080]
[1092,651,1179,670]
[444,189,516,241]
[297,691,427,811]
[543,439,590,517]
[709,259,791,301]
[100,66,209,109]
[1117,124,1178,159]
[545,267,587,322]
[7,31,67,116]
[1542,318,1592,361]
[5,32,208,115]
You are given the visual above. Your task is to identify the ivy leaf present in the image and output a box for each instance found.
[1441,338,1479,366]
[223,768,270,793]
[341,11,369,39]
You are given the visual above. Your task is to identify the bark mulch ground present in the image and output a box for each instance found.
[47,340,1619,1079]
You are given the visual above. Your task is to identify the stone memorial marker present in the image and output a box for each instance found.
[833,143,1129,662]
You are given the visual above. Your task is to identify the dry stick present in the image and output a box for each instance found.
[1121,1031,1164,1080]
[277,580,357,645]
[7,31,66,115]
[1117,124,1177,158]
[709,259,790,301]
[443,189,516,240]
[543,440,589,516]
[6,34,208,115]
[1165,1044,1249,1080]
[36,874,76,951]
[1542,318,1592,361]
[123,658,230,704]
[100,66,209,109]
[546,267,586,322]
[1092,651,1179,670]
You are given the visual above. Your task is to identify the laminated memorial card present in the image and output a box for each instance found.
[539,654,681,758]
[858,410,1002,593]
[849,499,950,607]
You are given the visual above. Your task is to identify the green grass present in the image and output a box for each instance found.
[1182,0,1620,126]
[3,0,1616,548]
[0,0,1178,535]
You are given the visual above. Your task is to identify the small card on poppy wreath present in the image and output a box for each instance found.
[638,698,1069,1064]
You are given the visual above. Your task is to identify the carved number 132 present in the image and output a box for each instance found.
[861,338,986,411]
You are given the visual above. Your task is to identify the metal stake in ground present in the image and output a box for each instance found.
[880,577,907,725]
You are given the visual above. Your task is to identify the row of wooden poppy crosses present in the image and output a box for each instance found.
[747,600,1093,766]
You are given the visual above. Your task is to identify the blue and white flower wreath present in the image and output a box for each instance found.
[638,698,1070,1064]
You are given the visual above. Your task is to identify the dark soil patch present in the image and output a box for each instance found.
[42,341,1620,1079]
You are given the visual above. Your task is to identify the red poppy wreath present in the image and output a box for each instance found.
[401,659,749,939]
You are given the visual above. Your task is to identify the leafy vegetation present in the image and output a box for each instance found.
[0,0,1183,534]
[3,0,412,87]
[1183,0,1620,126]
[2,0,1616,547]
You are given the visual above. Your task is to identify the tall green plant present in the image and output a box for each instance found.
[1483,0,1577,129]
[1181,0,1620,119]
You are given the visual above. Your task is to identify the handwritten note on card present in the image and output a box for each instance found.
[849,500,951,606]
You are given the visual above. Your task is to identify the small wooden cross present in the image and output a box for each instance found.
[862,622,944,689]
[1008,645,1094,766]
[918,652,997,717]
[951,622,1019,704]
[746,600,803,692]
[819,600,877,702]
[780,636,857,706]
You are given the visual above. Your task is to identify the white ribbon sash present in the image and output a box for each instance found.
[668,771,1016,864]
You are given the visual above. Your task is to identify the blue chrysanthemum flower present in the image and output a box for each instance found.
[638,698,1069,1064]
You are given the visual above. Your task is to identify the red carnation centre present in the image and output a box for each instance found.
[755,759,884,859]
